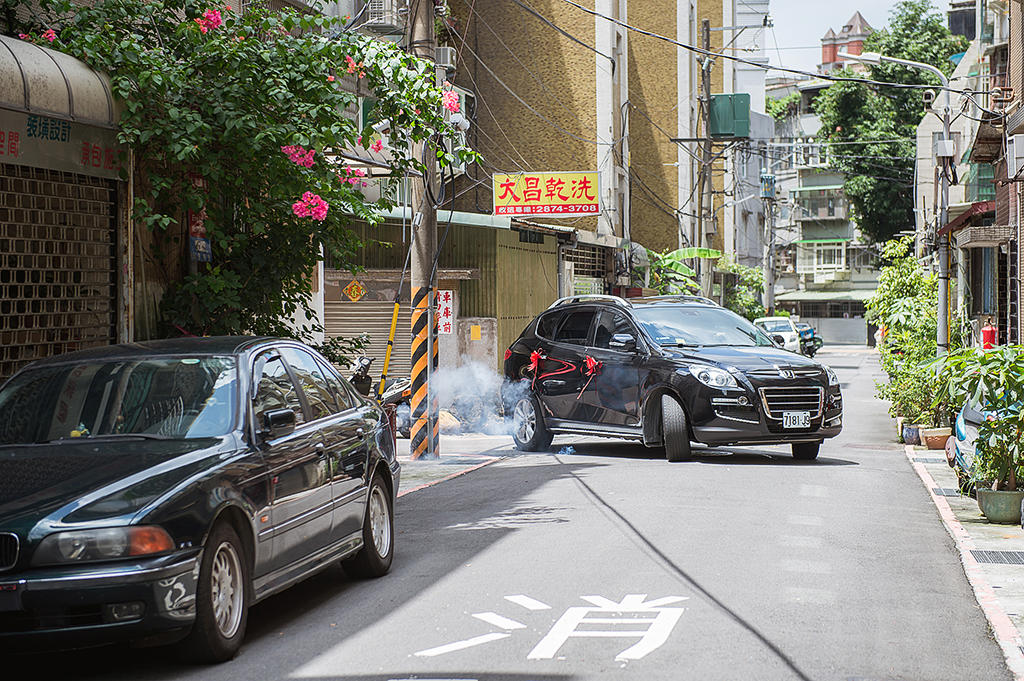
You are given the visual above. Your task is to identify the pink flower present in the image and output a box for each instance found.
[327,74,335,82]
[292,192,329,221]
[280,144,315,168]
[195,17,209,33]
[442,91,460,114]
[356,135,362,146]
[195,8,223,34]
[41,29,57,43]
[370,139,383,153]
[17,33,29,40]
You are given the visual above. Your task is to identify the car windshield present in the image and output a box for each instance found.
[0,357,237,445]
[757,319,792,333]
[633,306,775,347]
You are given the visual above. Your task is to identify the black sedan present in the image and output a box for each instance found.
[0,337,399,661]
[503,295,842,461]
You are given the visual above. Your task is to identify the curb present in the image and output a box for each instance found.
[397,457,500,498]
[904,444,1024,681]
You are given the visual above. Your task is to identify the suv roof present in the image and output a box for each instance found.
[546,294,718,311]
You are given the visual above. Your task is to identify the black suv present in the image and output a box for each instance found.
[503,295,842,461]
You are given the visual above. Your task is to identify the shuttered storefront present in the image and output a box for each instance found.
[324,300,413,379]
[0,163,118,380]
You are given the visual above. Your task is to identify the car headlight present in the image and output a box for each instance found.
[824,366,839,386]
[688,365,739,389]
[32,526,175,566]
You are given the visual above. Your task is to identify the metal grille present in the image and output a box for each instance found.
[913,457,946,464]
[0,163,117,381]
[746,367,822,379]
[932,487,963,497]
[758,386,823,420]
[562,244,609,279]
[0,533,17,571]
[971,550,1024,565]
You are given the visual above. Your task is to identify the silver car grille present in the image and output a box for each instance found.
[747,367,823,379]
[759,387,824,420]
[0,533,18,571]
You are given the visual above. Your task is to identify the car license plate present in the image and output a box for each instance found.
[0,583,23,612]
[783,411,810,429]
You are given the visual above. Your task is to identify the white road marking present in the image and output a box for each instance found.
[778,534,824,548]
[798,484,829,498]
[472,612,527,630]
[786,514,824,526]
[527,594,687,661]
[504,594,551,610]
[414,632,511,657]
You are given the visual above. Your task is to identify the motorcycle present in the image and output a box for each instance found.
[350,356,413,438]
[797,325,823,357]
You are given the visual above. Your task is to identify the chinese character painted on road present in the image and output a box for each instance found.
[414,593,687,662]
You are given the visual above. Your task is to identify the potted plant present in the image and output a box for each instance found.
[932,346,1024,523]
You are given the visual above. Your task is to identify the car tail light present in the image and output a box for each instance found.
[504,348,512,361]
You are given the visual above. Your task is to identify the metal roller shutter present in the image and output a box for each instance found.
[0,163,118,381]
[324,300,413,379]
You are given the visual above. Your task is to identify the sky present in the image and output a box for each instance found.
[763,0,940,74]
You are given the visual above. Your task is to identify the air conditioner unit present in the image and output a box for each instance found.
[435,46,457,72]
[364,0,405,34]
[1008,134,1024,180]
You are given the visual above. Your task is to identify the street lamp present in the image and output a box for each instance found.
[838,50,951,356]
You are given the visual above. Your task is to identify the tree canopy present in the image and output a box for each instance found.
[20,0,471,354]
[813,0,967,243]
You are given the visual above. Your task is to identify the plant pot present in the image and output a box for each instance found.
[920,427,950,450]
[902,424,921,446]
[976,489,1024,524]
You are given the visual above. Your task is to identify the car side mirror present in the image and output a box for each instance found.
[261,408,296,439]
[771,334,786,346]
[609,333,638,353]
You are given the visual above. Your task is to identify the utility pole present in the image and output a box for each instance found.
[408,0,438,459]
[760,168,776,315]
[696,18,714,296]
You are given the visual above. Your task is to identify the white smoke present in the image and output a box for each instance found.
[428,362,530,436]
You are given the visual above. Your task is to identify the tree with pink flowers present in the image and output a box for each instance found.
[36,0,473,354]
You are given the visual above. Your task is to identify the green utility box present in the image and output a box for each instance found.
[709,93,750,139]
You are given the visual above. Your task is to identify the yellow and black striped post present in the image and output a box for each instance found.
[431,287,440,454]
[410,285,432,459]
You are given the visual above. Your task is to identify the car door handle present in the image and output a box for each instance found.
[544,380,566,388]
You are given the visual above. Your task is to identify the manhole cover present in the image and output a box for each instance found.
[972,550,1024,565]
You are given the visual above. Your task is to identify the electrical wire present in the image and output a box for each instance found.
[558,0,982,97]
[509,0,615,66]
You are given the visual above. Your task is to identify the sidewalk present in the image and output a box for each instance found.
[395,433,514,497]
[905,443,1024,680]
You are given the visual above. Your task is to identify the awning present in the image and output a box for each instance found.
[0,34,115,128]
[793,238,853,244]
[939,200,995,236]
[775,289,877,303]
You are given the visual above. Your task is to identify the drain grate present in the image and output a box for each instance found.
[971,550,1024,565]
[932,487,963,497]
[914,457,946,464]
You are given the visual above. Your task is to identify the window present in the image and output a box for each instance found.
[815,243,846,271]
[536,311,563,340]
[315,357,359,412]
[253,353,304,427]
[593,310,638,350]
[553,310,595,346]
[280,347,338,420]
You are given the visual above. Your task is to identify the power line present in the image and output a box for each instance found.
[558,0,978,97]
[509,0,615,66]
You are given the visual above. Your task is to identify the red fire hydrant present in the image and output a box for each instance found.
[981,318,997,349]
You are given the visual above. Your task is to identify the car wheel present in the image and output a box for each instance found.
[661,394,692,462]
[511,395,553,452]
[792,441,820,460]
[183,523,249,663]
[343,473,394,578]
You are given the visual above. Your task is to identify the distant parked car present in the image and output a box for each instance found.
[0,337,398,661]
[754,316,801,352]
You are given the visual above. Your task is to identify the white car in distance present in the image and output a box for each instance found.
[754,316,801,352]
